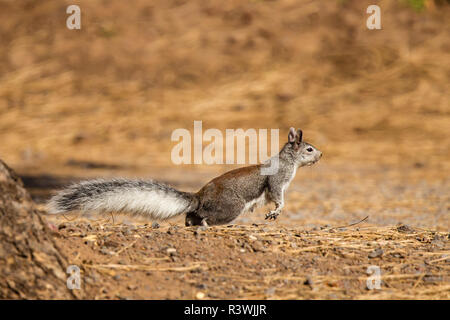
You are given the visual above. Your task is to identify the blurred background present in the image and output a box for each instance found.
[0,0,448,229]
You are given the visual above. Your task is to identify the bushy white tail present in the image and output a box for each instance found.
[47,179,197,220]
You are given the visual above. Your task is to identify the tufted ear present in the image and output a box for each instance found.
[296,129,303,143]
[288,127,296,143]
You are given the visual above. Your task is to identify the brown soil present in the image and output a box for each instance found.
[0,0,449,299]
[45,218,449,299]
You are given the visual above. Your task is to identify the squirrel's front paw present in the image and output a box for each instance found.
[265,211,279,220]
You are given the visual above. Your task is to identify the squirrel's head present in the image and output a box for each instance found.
[286,127,322,167]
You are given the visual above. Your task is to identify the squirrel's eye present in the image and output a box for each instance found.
[306,147,313,152]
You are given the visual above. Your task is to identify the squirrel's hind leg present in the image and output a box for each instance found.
[185,211,203,226]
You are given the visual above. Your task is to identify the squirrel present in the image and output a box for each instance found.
[47,128,322,226]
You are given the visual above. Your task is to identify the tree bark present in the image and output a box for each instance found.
[0,159,76,299]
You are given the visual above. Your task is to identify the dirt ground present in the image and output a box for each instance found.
[0,0,449,299]
[38,162,449,300]
[42,216,448,300]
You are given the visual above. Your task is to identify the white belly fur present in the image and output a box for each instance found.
[243,191,268,213]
